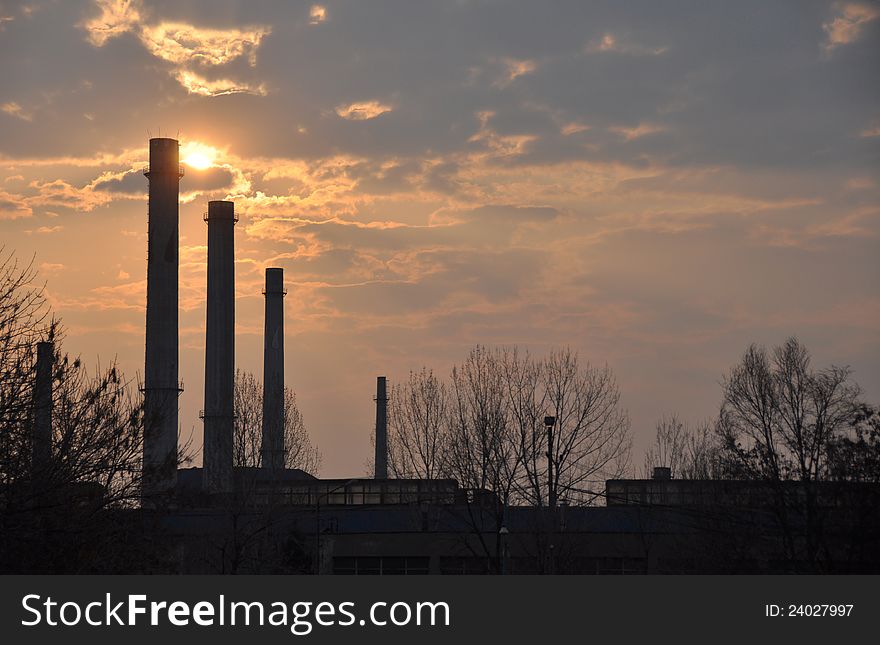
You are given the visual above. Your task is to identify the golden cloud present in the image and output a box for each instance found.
[585,33,667,56]
[494,58,537,87]
[0,189,33,219]
[81,0,271,97]
[335,101,394,121]
[1,101,33,122]
[24,225,64,235]
[310,4,327,25]
[81,0,141,47]
[823,3,880,54]
[175,70,267,97]
[39,262,66,274]
[609,122,667,141]
[139,22,270,67]
[468,110,537,158]
[561,122,591,136]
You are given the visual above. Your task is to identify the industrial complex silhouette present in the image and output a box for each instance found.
[7,138,879,575]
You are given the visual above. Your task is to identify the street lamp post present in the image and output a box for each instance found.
[499,525,509,575]
[544,415,556,511]
[544,415,557,575]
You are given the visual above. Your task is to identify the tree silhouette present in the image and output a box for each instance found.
[233,369,321,474]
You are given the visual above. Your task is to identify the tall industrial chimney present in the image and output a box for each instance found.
[32,341,53,475]
[142,137,183,499]
[202,200,236,493]
[374,376,388,479]
[261,268,286,470]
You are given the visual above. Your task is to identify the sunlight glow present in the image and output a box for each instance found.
[181,142,219,170]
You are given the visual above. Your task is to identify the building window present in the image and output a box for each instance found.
[439,557,492,575]
[332,556,429,575]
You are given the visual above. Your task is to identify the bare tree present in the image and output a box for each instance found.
[0,247,53,486]
[445,346,520,499]
[387,368,449,479]
[0,249,197,572]
[51,355,147,507]
[541,348,631,506]
[643,414,687,477]
[233,370,263,468]
[441,346,519,573]
[0,248,154,509]
[717,337,860,483]
[827,404,880,483]
[233,369,321,474]
[716,337,864,570]
[643,415,722,479]
[500,347,546,506]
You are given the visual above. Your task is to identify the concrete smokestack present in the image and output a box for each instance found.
[374,376,387,479]
[142,138,183,498]
[32,341,53,475]
[261,268,286,470]
[202,200,236,493]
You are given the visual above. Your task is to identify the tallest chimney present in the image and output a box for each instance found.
[261,268,286,470]
[142,138,183,499]
[202,200,236,493]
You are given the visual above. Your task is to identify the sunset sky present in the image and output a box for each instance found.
[1,0,878,476]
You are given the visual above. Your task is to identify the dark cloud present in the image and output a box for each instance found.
[182,166,236,192]
[93,166,234,194]
[92,169,144,194]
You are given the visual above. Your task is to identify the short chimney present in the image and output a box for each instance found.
[374,376,388,479]
[261,268,286,470]
[653,466,672,481]
[32,341,53,475]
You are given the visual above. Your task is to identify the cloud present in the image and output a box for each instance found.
[860,118,880,137]
[182,166,238,193]
[310,5,327,25]
[468,110,537,158]
[174,70,267,97]
[24,225,64,235]
[822,3,880,53]
[609,122,667,141]
[585,33,667,56]
[81,0,271,96]
[81,0,141,47]
[0,190,33,219]
[28,178,114,212]
[90,169,144,194]
[5,0,879,475]
[335,101,394,121]
[91,163,238,201]
[138,22,270,67]
[493,58,537,87]
[561,122,590,136]
[39,263,65,274]
[436,204,561,225]
[1,102,33,122]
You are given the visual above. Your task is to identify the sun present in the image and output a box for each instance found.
[180,142,219,170]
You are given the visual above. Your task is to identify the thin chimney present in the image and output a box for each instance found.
[374,376,388,479]
[32,341,53,475]
[202,200,236,493]
[261,268,286,470]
